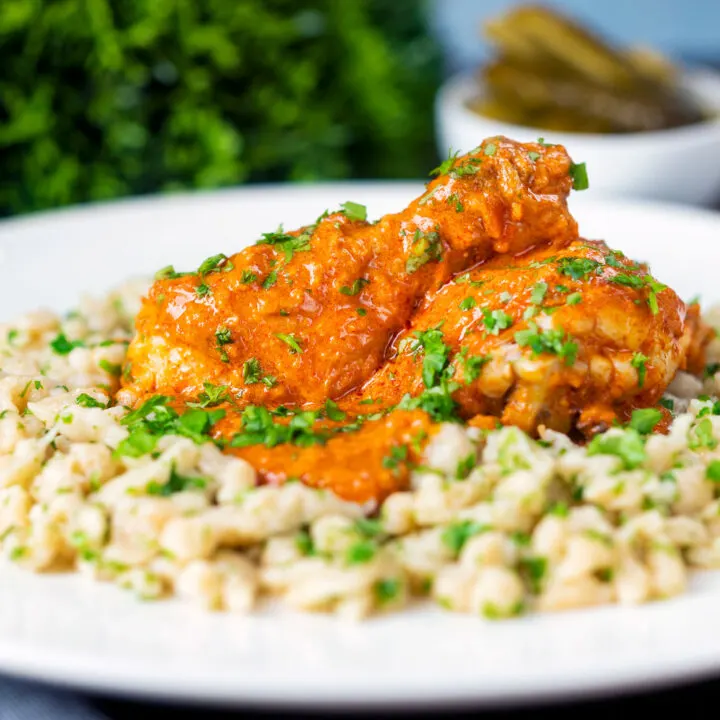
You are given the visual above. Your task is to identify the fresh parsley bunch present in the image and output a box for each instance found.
[0,0,440,217]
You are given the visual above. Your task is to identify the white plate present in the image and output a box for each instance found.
[1,185,720,709]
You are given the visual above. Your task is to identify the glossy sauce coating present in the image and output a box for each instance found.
[120,138,701,505]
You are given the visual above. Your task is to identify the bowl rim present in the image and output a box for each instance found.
[438,67,720,145]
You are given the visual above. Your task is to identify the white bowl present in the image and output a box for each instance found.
[435,68,720,205]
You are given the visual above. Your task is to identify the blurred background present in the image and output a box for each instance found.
[1,0,719,218]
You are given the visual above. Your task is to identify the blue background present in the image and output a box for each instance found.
[430,0,720,73]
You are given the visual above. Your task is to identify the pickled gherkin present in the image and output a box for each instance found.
[469,4,708,133]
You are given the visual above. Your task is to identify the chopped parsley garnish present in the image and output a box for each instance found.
[659,397,675,412]
[459,297,477,311]
[514,323,578,365]
[213,327,233,362]
[587,429,646,470]
[456,453,476,479]
[324,399,346,422]
[147,464,207,496]
[262,270,278,289]
[447,193,464,212]
[413,327,452,388]
[99,359,122,377]
[382,445,409,475]
[374,578,401,604]
[706,460,720,482]
[195,283,211,297]
[75,393,107,409]
[429,149,459,177]
[527,151,540,162]
[345,541,376,565]
[6,329,18,345]
[569,161,589,190]
[611,274,667,315]
[295,530,315,556]
[705,363,720,378]
[441,520,488,557]
[50,333,85,355]
[257,226,313,263]
[187,383,229,408]
[530,282,548,305]
[356,308,367,317]
[481,308,513,335]
[230,405,327,449]
[275,333,302,354]
[690,417,718,450]
[340,278,369,296]
[557,257,601,280]
[520,557,547,594]
[154,265,190,281]
[629,408,663,434]
[115,396,225,458]
[243,358,263,385]
[340,201,367,222]
[566,292,582,305]
[197,253,234,276]
[240,270,257,284]
[483,142,497,156]
[631,353,648,388]
[451,158,482,178]
[459,350,490,383]
[406,228,442,274]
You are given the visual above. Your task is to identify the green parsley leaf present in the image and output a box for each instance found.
[243,358,262,385]
[514,323,578,365]
[154,265,190,281]
[588,429,646,469]
[99,359,122,376]
[382,445,409,475]
[569,161,589,190]
[262,270,278,289]
[557,257,601,280]
[483,142,497,156]
[447,193,464,212]
[566,292,582,305]
[356,308,368,317]
[240,270,257,284]
[345,541,376,565]
[413,327,451,388]
[76,393,107,409]
[441,520,488,557]
[406,229,442,274]
[197,253,234,276]
[340,201,367,222]
[187,383,230,408]
[429,149,460,177]
[196,283,211,297]
[275,333,302,354]
[324,399,346,422]
[527,151,540,162]
[629,408,663,434]
[374,578,401,604]
[147,464,207,496]
[631,352,648,388]
[530,282,548,305]
[340,278,370,296]
[459,297,477,311]
[481,308,513,335]
[706,460,720,482]
[50,333,85,355]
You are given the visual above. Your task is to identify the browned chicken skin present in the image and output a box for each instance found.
[350,239,691,435]
[119,137,704,504]
[121,138,576,408]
